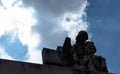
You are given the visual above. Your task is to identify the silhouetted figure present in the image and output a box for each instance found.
[83,41,97,71]
[71,31,88,70]
[84,41,108,72]
[85,41,96,56]
[71,31,108,72]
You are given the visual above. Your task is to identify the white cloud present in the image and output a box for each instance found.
[0,0,42,64]
[25,48,42,64]
[27,0,90,49]
[0,0,89,64]
[1,0,15,8]
[59,0,89,41]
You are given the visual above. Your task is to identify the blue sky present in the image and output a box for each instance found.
[87,0,120,73]
[0,0,119,73]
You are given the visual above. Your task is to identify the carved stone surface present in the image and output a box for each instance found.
[42,31,109,73]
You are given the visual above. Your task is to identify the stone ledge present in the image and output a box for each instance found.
[0,59,113,74]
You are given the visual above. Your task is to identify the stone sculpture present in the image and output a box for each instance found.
[42,30,108,73]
